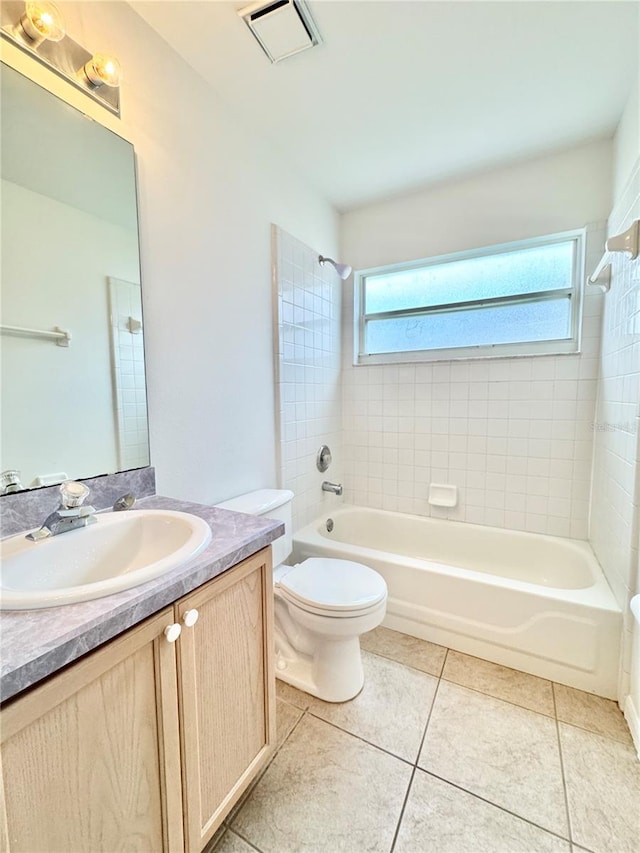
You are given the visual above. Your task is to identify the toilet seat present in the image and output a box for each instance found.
[277,558,387,617]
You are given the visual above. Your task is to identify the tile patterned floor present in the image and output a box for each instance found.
[213,626,640,853]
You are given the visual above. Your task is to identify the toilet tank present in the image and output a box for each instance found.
[215,489,294,566]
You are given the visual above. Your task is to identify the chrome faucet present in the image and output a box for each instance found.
[26,481,97,541]
[322,481,343,496]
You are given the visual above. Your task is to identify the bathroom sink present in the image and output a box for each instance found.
[0,510,212,610]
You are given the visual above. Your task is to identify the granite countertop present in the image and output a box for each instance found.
[0,495,283,704]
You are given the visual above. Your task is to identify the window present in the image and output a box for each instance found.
[355,230,584,363]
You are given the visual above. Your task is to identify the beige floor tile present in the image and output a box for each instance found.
[360,625,447,676]
[554,683,632,745]
[276,678,310,710]
[231,714,412,853]
[419,681,568,837]
[214,829,258,853]
[442,650,555,716]
[276,697,303,749]
[203,824,228,853]
[560,722,640,853]
[307,651,438,761]
[395,770,570,853]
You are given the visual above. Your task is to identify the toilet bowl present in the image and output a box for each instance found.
[216,490,387,702]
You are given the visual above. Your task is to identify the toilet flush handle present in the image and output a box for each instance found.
[183,609,199,628]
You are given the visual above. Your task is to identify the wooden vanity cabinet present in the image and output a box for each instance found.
[0,606,184,853]
[0,547,275,853]
[176,547,276,852]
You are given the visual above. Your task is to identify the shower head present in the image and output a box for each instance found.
[318,255,352,280]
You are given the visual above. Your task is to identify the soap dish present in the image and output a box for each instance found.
[428,483,458,508]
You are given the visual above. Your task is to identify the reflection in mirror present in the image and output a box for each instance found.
[0,63,149,493]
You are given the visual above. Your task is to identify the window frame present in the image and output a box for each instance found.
[354,228,586,365]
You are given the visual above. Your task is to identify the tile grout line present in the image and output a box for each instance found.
[227,826,266,853]
[416,648,448,766]
[361,646,447,679]
[552,682,575,848]
[229,644,614,852]
[551,714,634,747]
[374,643,633,747]
[364,645,578,725]
[305,709,415,767]
[437,674,557,719]
[419,768,573,846]
[399,645,572,847]
[388,649,449,853]
[224,705,308,833]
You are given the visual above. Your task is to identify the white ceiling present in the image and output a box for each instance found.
[132,1,639,211]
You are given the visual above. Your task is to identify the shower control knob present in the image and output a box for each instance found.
[183,609,199,628]
[164,623,182,643]
[316,444,332,473]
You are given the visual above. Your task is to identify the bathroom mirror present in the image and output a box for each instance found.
[0,63,149,492]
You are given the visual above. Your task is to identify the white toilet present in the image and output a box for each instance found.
[216,489,387,702]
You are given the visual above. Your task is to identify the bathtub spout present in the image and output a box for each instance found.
[322,481,343,496]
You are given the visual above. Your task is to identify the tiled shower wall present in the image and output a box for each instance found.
[589,159,640,699]
[107,277,150,472]
[273,227,343,531]
[341,229,606,540]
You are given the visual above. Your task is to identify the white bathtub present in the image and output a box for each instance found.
[292,506,622,698]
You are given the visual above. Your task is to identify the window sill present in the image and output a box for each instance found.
[355,339,580,366]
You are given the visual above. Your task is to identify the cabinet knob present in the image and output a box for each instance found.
[183,608,199,628]
[164,623,182,643]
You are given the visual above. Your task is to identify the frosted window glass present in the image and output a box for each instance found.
[365,297,572,355]
[365,241,574,314]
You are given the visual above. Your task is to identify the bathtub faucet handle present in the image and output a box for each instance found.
[322,481,343,496]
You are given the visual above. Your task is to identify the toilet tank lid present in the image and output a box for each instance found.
[215,489,294,516]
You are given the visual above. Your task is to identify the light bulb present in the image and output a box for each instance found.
[82,53,122,88]
[19,1,65,45]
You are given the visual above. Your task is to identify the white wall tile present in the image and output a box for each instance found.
[589,164,640,701]
[274,227,343,531]
[343,264,603,536]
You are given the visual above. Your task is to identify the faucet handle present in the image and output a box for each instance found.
[59,481,90,509]
[113,493,136,512]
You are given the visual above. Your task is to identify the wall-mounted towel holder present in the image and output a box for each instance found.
[0,324,71,346]
[587,220,639,292]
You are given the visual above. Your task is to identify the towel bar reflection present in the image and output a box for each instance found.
[0,324,71,347]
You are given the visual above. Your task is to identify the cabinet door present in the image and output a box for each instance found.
[0,608,184,853]
[176,548,276,852]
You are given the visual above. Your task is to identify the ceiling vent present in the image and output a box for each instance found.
[238,0,322,64]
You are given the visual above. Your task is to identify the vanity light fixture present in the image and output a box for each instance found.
[318,255,353,280]
[1,0,122,116]
[15,1,64,47]
[81,53,122,89]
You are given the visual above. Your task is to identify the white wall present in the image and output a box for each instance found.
[274,227,343,531]
[342,141,612,271]
[47,1,338,504]
[339,142,611,537]
[1,179,139,486]
[613,77,639,205]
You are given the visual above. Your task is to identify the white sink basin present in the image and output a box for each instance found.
[0,510,212,610]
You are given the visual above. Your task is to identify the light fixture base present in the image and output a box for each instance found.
[0,0,120,117]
